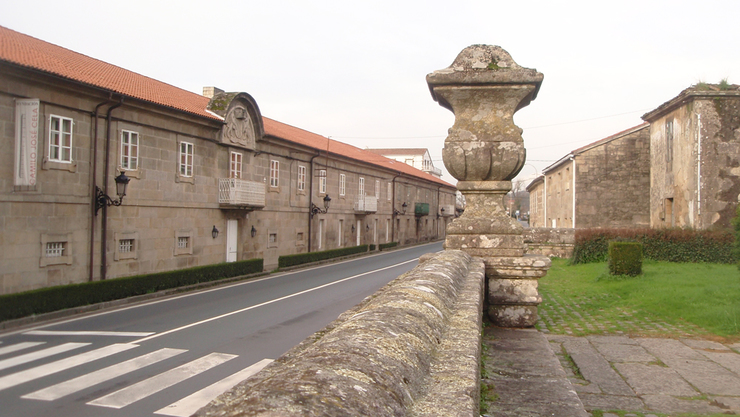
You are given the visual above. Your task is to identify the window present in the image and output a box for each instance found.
[359,177,365,196]
[174,230,193,256]
[230,152,242,179]
[387,183,392,201]
[319,169,327,194]
[49,115,73,163]
[119,239,134,253]
[114,232,138,261]
[405,158,414,166]
[268,232,278,248]
[666,119,674,169]
[177,236,189,249]
[179,142,193,177]
[339,174,346,196]
[297,165,306,191]
[375,180,380,198]
[270,160,279,188]
[120,130,139,170]
[46,242,66,257]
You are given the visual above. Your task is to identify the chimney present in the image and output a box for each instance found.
[202,86,224,98]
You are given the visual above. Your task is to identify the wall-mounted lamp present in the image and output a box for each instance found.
[310,194,331,218]
[366,224,370,231]
[393,202,408,216]
[95,172,130,215]
[251,225,257,237]
[351,225,355,233]
[212,225,219,239]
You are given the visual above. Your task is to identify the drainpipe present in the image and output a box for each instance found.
[571,157,576,228]
[543,173,548,228]
[100,98,123,280]
[391,172,402,242]
[697,113,702,226]
[307,152,321,252]
[89,99,111,282]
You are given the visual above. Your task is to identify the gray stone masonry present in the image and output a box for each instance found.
[194,250,485,417]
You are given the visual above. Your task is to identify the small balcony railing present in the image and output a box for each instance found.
[424,166,442,177]
[354,195,378,213]
[218,178,265,208]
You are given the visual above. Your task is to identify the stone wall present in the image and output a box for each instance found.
[194,250,485,417]
[523,227,575,258]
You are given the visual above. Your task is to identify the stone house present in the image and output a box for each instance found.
[526,123,651,228]
[0,26,456,295]
[365,148,443,178]
[642,84,740,230]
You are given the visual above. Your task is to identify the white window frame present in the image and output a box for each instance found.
[230,152,242,179]
[179,141,193,177]
[114,231,139,261]
[120,130,139,171]
[375,180,380,198]
[48,115,73,163]
[387,182,392,201]
[270,160,279,188]
[297,165,306,192]
[174,230,193,256]
[319,169,327,194]
[339,173,346,196]
[40,233,73,267]
[359,177,365,196]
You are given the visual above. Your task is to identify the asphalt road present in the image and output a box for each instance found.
[0,241,442,417]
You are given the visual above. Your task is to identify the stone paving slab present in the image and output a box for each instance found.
[562,338,635,396]
[642,394,728,415]
[592,342,656,363]
[613,363,697,396]
[669,359,740,396]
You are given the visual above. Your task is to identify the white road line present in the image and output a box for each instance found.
[0,342,89,372]
[154,358,273,417]
[0,343,137,391]
[24,330,155,337]
[87,352,237,409]
[132,259,417,344]
[0,342,46,357]
[22,348,186,401]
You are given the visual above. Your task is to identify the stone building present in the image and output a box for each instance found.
[0,26,456,295]
[526,123,651,228]
[365,148,443,178]
[642,84,740,230]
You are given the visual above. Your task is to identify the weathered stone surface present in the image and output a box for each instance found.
[614,363,697,396]
[523,227,575,258]
[195,250,485,417]
[563,338,635,396]
[488,305,539,327]
[642,394,727,415]
[578,393,645,411]
[592,342,656,363]
[488,278,541,305]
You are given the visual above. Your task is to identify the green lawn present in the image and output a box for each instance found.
[540,258,740,339]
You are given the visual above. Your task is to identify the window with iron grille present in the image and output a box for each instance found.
[45,242,65,257]
[121,130,139,170]
[49,115,73,163]
[177,236,189,249]
[119,239,135,253]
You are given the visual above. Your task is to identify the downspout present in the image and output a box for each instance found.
[307,152,321,252]
[571,157,576,228]
[543,174,548,228]
[391,172,402,242]
[696,113,702,226]
[100,98,123,281]
[89,99,111,282]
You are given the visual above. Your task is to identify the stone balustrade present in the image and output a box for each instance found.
[194,250,485,417]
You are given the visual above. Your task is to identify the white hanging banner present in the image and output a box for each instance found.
[14,99,40,187]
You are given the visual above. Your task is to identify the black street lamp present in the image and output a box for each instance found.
[211,225,219,239]
[310,194,331,218]
[394,202,408,216]
[95,172,130,215]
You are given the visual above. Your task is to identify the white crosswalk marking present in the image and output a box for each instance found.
[24,330,155,337]
[154,358,273,417]
[22,348,186,401]
[0,342,46,357]
[0,342,89,371]
[87,352,237,409]
[0,343,137,391]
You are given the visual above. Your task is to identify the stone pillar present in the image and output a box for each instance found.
[427,45,550,327]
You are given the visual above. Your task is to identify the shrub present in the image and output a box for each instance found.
[571,228,734,264]
[278,245,368,268]
[608,241,643,276]
[369,244,377,251]
[379,242,398,251]
[0,258,263,322]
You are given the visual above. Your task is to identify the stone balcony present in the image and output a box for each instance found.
[353,195,377,213]
[218,178,265,208]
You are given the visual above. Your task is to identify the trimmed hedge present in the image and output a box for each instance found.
[379,242,399,251]
[278,245,369,268]
[0,258,263,322]
[608,241,643,276]
[571,228,734,264]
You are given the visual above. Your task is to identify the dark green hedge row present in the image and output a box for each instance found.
[571,228,734,264]
[278,245,368,268]
[0,258,263,322]
[379,242,398,250]
[608,241,643,276]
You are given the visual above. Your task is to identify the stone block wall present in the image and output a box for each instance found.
[194,250,485,417]
[523,227,575,258]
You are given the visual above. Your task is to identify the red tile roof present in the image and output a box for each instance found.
[0,25,454,188]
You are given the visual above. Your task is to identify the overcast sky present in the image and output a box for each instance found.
[3,0,739,185]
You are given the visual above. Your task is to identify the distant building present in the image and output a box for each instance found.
[527,124,651,228]
[366,148,443,178]
[0,26,456,295]
[642,84,740,230]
